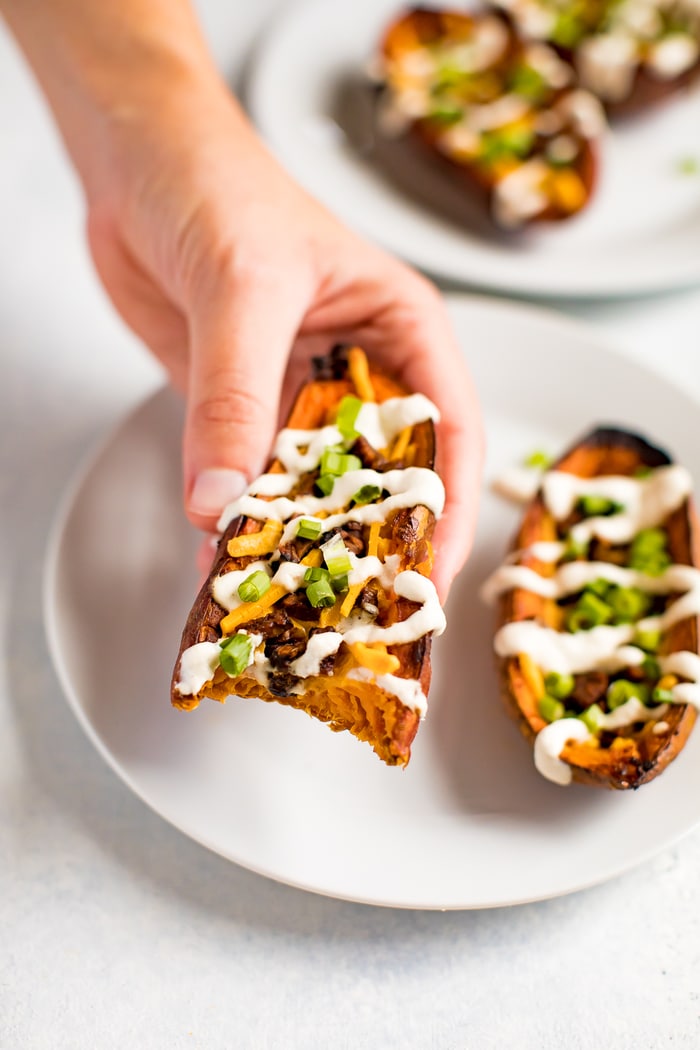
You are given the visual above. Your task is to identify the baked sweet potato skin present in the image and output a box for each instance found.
[497,426,698,789]
[171,346,437,767]
[377,7,600,227]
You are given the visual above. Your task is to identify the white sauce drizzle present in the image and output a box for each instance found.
[176,641,222,697]
[492,464,544,503]
[290,632,344,678]
[534,718,591,785]
[211,560,271,612]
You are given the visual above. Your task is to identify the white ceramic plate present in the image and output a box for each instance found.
[45,296,700,909]
[248,0,700,298]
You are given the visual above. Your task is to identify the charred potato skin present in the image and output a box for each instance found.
[170,348,437,766]
[497,426,698,789]
[377,7,600,227]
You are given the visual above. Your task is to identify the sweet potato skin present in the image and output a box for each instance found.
[497,426,698,789]
[171,347,437,766]
[377,7,600,227]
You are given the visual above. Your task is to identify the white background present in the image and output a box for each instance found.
[2,1,699,1047]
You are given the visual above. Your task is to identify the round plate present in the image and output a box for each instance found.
[248,0,700,298]
[44,296,700,908]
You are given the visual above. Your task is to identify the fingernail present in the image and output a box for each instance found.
[189,468,247,516]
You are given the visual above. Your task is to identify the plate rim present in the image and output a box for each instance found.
[43,294,700,909]
[246,0,700,300]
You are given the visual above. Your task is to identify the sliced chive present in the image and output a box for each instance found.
[306,578,336,608]
[352,484,382,505]
[321,534,352,578]
[219,632,253,677]
[634,466,653,478]
[677,156,699,176]
[428,104,463,125]
[629,551,671,576]
[580,703,605,733]
[607,679,642,710]
[538,695,566,723]
[304,566,330,585]
[607,586,651,624]
[642,655,661,680]
[331,573,349,593]
[336,395,362,441]
[578,495,624,517]
[316,474,335,497]
[237,570,271,604]
[631,528,667,555]
[509,64,547,103]
[523,449,552,470]
[652,686,676,703]
[296,518,323,541]
[566,590,612,631]
[563,535,590,562]
[585,578,610,599]
[635,628,661,653]
[544,672,575,700]
[320,446,345,476]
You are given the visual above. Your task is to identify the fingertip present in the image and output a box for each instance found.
[186,467,248,532]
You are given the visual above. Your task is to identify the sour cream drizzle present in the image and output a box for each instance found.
[485,458,699,783]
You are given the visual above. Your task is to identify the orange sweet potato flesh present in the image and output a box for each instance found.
[171,347,437,767]
[498,426,698,789]
[378,8,599,226]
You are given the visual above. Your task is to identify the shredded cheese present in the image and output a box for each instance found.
[227,520,283,558]
[348,347,375,402]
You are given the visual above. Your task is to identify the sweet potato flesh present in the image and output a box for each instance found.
[498,428,698,789]
[172,348,439,767]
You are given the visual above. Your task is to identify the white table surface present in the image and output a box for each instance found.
[2,2,699,1047]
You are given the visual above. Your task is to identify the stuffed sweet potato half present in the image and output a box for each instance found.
[373,7,604,229]
[483,426,700,788]
[171,346,446,767]
[495,0,700,117]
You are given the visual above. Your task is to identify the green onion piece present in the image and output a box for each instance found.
[523,449,552,470]
[636,628,661,653]
[219,632,253,677]
[631,528,667,555]
[306,578,337,608]
[320,446,345,476]
[642,655,661,680]
[578,495,624,517]
[304,566,330,585]
[552,10,586,47]
[538,695,566,723]
[607,679,642,710]
[585,578,611,599]
[566,591,612,631]
[634,466,653,478]
[652,686,676,703]
[677,156,699,176]
[336,395,362,441]
[607,586,651,624]
[580,703,605,733]
[316,474,335,497]
[563,536,590,562]
[352,484,382,506]
[331,573,349,593]
[237,570,270,604]
[296,518,322,541]
[321,534,352,578]
[509,64,547,103]
[434,63,466,90]
[629,551,671,576]
[636,683,652,706]
[428,104,463,125]
[544,672,575,700]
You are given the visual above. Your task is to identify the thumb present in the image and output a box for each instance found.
[184,267,308,532]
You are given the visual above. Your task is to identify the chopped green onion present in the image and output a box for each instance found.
[652,686,676,703]
[237,570,270,604]
[544,672,575,700]
[607,586,651,624]
[634,466,653,478]
[320,446,362,477]
[296,518,322,541]
[585,578,611,599]
[631,528,667,555]
[336,395,362,441]
[607,679,643,710]
[578,495,624,518]
[428,104,463,125]
[677,156,699,176]
[552,10,586,47]
[629,551,671,576]
[566,591,612,631]
[304,566,330,585]
[642,655,661,680]
[509,64,547,103]
[306,578,337,608]
[580,703,605,733]
[331,573,349,593]
[321,534,352,578]
[523,449,552,470]
[563,536,590,562]
[219,632,253,677]
[352,484,382,505]
[316,474,335,497]
[636,628,661,653]
[538,695,566,723]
